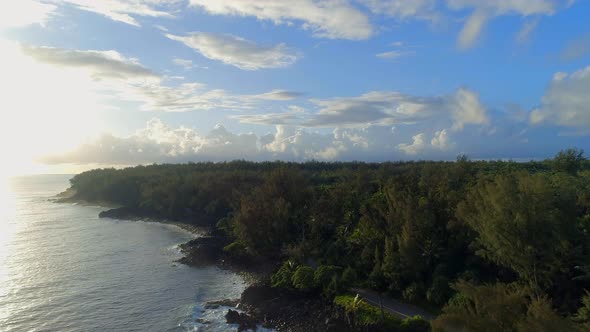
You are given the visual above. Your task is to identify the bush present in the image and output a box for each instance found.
[426,276,452,305]
[403,282,425,303]
[334,295,430,331]
[292,265,315,291]
[314,265,341,288]
[401,316,430,332]
[271,260,297,288]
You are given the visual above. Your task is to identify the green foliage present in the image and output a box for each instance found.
[271,260,297,289]
[426,276,452,305]
[291,265,315,291]
[334,295,430,331]
[552,148,585,174]
[433,280,574,332]
[573,291,590,329]
[457,171,581,290]
[66,158,590,320]
[401,316,431,332]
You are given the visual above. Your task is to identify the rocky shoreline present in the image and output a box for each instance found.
[56,201,353,331]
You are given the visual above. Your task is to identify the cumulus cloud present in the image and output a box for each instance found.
[52,0,182,27]
[166,32,300,70]
[451,88,488,130]
[188,0,373,40]
[397,133,426,155]
[431,129,453,150]
[40,115,468,165]
[530,66,590,130]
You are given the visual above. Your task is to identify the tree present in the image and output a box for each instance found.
[432,281,530,332]
[457,172,576,290]
[552,148,585,174]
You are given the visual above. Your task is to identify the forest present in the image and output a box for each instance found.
[66,148,590,331]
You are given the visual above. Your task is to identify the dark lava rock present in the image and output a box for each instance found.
[176,236,229,267]
[98,207,155,220]
[239,284,350,332]
[204,298,240,309]
[225,309,257,331]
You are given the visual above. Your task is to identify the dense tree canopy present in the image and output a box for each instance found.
[65,150,590,331]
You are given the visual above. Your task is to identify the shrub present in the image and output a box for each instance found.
[292,265,315,291]
[271,260,297,288]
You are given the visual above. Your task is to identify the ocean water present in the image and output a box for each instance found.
[0,175,249,332]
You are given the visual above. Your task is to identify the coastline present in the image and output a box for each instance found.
[54,198,348,331]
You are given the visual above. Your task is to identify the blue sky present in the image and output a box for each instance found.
[0,0,589,173]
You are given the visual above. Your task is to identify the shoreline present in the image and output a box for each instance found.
[53,199,344,331]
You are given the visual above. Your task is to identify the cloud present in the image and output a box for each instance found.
[53,0,182,27]
[360,0,440,21]
[166,32,300,70]
[173,57,193,70]
[515,18,540,44]
[397,133,426,155]
[42,118,374,164]
[457,10,488,49]
[449,0,566,49]
[376,50,413,60]
[431,129,453,150]
[250,90,304,101]
[530,66,590,130]
[560,34,590,61]
[22,45,159,79]
[23,44,298,113]
[188,0,373,40]
[304,88,488,130]
[451,88,488,130]
[0,0,57,30]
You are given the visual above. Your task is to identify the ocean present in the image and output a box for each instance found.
[0,175,249,331]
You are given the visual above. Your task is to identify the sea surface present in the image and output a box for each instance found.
[0,175,248,332]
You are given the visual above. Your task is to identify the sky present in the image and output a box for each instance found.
[0,0,589,175]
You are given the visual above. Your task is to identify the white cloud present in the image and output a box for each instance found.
[451,88,489,130]
[304,88,488,130]
[376,50,413,59]
[22,45,159,79]
[173,57,193,70]
[515,18,540,44]
[251,90,304,101]
[431,129,452,150]
[189,0,373,40]
[44,116,473,165]
[449,0,566,49]
[22,44,300,113]
[0,0,57,30]
[457,10,488,49]
[53,0,182,27]
[360,0,440,21]
[398,133,426,155]
[167,32,300,70]
[530,66,590,129]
